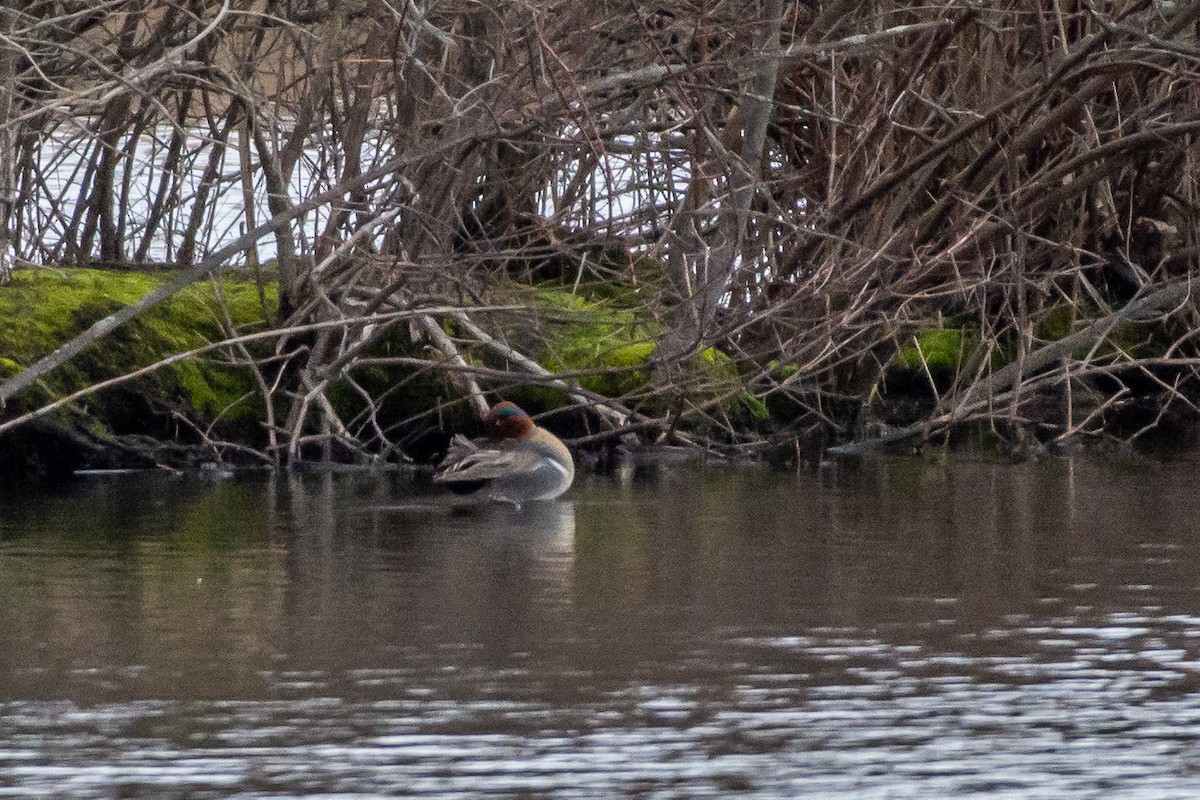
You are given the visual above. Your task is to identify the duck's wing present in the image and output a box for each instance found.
[435,434,478,469]
[433,436,542,483]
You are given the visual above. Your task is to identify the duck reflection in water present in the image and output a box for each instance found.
[434,402,575,508]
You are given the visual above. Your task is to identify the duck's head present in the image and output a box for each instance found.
[483,401,534,440]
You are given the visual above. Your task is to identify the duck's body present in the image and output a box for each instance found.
[433,402,574,504]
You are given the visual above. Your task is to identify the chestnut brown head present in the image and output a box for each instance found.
[483,401,534,440]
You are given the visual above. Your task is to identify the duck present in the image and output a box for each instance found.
[433,401,575,505]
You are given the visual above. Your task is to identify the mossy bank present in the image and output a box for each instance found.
[0,269,281,477]
[0,269,750,478]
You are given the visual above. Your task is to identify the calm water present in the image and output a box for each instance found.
[2,456,1200,799]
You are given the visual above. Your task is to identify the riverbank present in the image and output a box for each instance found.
[0,266,757,477]
[3,265,1200,481]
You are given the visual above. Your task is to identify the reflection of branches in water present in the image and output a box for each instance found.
[2,2,1200,463]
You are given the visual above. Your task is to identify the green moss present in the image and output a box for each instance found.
[740,392,771,420]
[892,327,975,379]
[1034,305,1171,360]
[579,341,655,397]
[534,291,740,400]
[529,288,657,398]
[0,267,276,432]
[1108,320,1171,358]
[481,287,747,417]
[1036,305,1074,342]
[767,360,799,380]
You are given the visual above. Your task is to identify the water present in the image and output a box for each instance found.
[2,456,1200,798]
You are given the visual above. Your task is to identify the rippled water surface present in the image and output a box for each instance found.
[3,456,1200,798]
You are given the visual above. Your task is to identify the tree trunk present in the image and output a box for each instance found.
[655,0,784,366]
[0,8,14,282]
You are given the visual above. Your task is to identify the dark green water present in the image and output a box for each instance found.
[2,456,1200,798]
